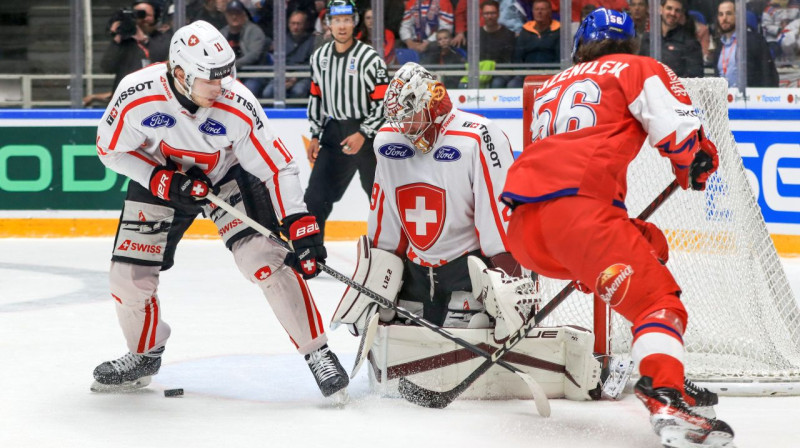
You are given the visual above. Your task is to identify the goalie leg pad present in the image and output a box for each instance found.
[331,236,404,335]
[561,326,602,401]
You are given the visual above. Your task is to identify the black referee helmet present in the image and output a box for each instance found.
[326,0,359,26]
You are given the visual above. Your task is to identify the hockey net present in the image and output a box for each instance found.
[522,76,800,395]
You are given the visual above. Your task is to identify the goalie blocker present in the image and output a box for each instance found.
[332,236,602,401]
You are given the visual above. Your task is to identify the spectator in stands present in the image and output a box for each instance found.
[639,0,704,77]
[384,0,411,39]
[357,7,397,63]
[480,0,517,87]
[762,0,800,59]
[251,10,315,98]
[685,10,711,63]
[450,0,468,47]
[400,0,455,55]
[421,29,466,87]
[220,0,267,69]
[188,0,229,29]
[499,0,534,34]
[100,1,172,93]
[629,0,650,34]
[509,0,560,87]
[254,0,317,37]
[313,8,333,49]
[712,0,779,86]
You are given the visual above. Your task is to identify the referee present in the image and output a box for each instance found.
[305,0,390,239]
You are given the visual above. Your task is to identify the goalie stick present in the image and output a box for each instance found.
[203,193,552,416]
[398,179,681,409]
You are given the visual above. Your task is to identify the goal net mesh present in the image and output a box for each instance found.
[531,77,800,392]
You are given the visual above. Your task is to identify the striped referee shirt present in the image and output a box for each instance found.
[307,40,390,139]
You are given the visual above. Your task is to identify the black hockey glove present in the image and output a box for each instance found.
[689,133,719,191]
[282,213,327,279]
[149,166,214,207]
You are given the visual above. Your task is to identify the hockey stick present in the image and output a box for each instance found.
[398,179,681,409]
[350,310,380,379]
[203,193,552,416]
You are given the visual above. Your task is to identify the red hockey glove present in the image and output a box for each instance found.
[689,130,719,191]
[149,166,213,207]
[282,213,327,280]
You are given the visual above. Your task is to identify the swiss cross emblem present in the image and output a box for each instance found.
[302,259,316,275]
[396,183,446,251]
[159,141,220,174]
[188,35,199,46]
[254,266,272,280]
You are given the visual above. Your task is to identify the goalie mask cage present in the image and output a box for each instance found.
[521,76,800,396]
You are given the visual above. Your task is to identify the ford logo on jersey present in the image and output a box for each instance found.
[378,143,415,159]
[433,146,461,162]
[141,112,176,129]
[198,118,227,136]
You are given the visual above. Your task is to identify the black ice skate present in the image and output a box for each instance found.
[635,376,735,448]
[91,346,165,392]
[305,345,349,398]
[683,377,719,418]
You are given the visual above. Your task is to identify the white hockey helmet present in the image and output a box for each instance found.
[169,20,236,97]
[384,62,452,153]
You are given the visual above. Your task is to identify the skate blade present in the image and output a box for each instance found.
[660,426,735,448]
[90,376,152,393]
[329,389,350,407]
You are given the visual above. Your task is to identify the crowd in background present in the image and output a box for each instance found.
[91,0,799,106]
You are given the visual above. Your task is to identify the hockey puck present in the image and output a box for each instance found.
[164,388,184,397]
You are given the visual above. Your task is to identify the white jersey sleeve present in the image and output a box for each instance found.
[368,132,408,254]
[96,78,165,189]
[466,120,513,258]
[221,89,308,220]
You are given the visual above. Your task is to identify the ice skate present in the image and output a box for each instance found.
[306,345,349,399]
[91,347,165,393]
[683,378,719,418]
[635,376,735,448]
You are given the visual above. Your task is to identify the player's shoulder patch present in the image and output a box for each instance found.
[104,72,160,126]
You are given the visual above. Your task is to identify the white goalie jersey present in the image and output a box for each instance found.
[369,109,515,265]
[96,62,307,221]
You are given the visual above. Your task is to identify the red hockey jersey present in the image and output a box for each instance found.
[502,53,703,209]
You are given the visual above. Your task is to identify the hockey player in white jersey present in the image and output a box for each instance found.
[92,20,348,398]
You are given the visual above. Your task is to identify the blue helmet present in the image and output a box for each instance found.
[571,8,635,62]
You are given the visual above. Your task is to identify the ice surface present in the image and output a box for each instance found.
[1,239,798,447]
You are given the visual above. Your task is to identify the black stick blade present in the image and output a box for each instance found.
[398,377,455,409]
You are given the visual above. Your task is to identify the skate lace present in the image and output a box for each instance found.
[308,348,338,382]
[109,352,144,374]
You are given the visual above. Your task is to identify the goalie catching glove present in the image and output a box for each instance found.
[149,166,215,207]
[331,236,404,336]
[282,213,327,279]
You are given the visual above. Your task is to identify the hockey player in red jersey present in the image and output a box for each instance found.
[92,20,348,399]
[331,62,535,338]
[501,8,734,448]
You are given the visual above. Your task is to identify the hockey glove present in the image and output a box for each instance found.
[149,166,214,207]
[282,213,327,279]
[689,131,719,191]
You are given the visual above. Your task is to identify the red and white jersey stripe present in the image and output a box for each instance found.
[96,62,307,220]
[369,109,514,267]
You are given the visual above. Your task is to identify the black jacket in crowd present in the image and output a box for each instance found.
[711,29,779,87]
[639,25,705,78]
[101,30,172,91]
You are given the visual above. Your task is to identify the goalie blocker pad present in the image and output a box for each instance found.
[331,235,404,335]
[367,324,601,401]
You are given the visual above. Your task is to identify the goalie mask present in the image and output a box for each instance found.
[169,20,236,104]
[384,62,453,153]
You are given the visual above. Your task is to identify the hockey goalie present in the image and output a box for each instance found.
[330,62,601,402]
